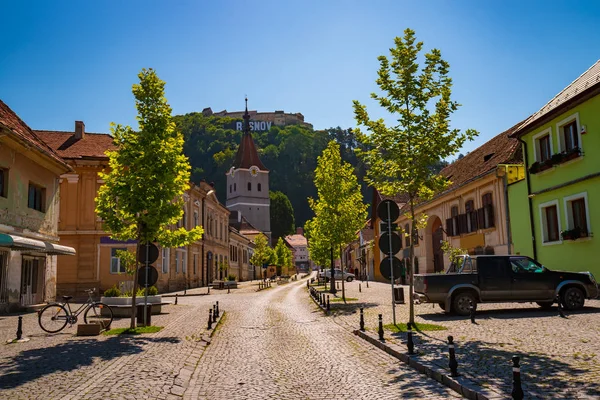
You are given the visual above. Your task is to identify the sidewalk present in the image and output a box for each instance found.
[312,278,600,399]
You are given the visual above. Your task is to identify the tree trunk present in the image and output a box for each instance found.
[130,241,140,329]
[408,199,415,325]
[329,246,337,294]
[339,245,346,303]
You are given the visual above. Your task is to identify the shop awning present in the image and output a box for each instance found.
[0,234,46,252]
[44,242,76,256]
[0,233,76,255]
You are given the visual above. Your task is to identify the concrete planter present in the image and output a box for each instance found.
[101,295,164,317]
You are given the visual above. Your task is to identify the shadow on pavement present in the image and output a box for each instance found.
[0,336,180,389]
[418,305,600,322]
[329,302,379,316]
[387,332,600,399]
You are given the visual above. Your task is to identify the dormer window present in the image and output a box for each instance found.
[483,153,494,162]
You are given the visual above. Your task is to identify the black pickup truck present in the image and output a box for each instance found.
[413,255,599,315]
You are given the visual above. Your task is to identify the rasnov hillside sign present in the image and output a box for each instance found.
[235,121,272,132]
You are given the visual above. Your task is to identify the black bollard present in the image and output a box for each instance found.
[326,296,330,312]
[469,300,476,324]
[184,288,187,295]
[336,282,340,290]
[448,335,458,377]
[378,314,384,341]
[175,293,178,305]
[208,286,210,295]
[359,307,365,331]
[366,280,369,288]
[320,293,324,306]
[307,280,309,288]
[216,301,220,317]
[213,304,217,322]
[16,316,23,340]
[557,295,566,318]
[228,285,231,294]
[407,322,415,355]
[359,283,361,293]
[511,356,524,400]
[208,309,213,329]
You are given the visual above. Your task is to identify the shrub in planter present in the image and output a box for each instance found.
[551,153,564,164]
[561,227,586,241]
[138,286,159,296]
[563,147,581,162]
[103,285,121,297]
[226,274,237,282]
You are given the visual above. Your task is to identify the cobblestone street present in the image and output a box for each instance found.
[0,278,459,399]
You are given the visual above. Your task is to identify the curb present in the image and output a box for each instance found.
[163,292,209,298]
[353,329,499,400]
[308,287,329,313]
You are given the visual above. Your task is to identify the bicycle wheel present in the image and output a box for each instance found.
[38,303,69,333]
[84,302,113,329]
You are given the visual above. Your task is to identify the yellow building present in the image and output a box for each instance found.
[0,101,75,312]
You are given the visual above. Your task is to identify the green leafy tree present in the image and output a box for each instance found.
[353,29,478,323]
[249,234,273,280]
[96,68,203,328]
[273,237,293,276]
[270,191,295,242]
[307,141,368,300]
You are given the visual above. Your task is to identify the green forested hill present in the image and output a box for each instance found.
[173,112,370,228]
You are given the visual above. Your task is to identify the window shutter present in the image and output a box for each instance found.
[470,212,479,232]
[446,218,454,236]
[477,208,485,229]
[487,204,495,227]
[458,214,468,234]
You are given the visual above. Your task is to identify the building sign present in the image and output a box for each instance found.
[235,121,273,132]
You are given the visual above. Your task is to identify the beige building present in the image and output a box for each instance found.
[229,226,253,281]
[0,101,75,312]
[372,123,524,281]
[285,227,311,272]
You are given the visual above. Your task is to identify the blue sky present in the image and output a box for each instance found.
[2,1,599,155]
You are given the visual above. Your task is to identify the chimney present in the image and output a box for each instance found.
[296,227,304,235]
[75,121,85,140]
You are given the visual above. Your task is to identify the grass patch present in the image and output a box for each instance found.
[103,326,163,335]
[330,297,358,302]
[211,311,226,337]
[383,322,447,332]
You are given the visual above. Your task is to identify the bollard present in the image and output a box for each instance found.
[326,296,330,312]
[469,300,475,324]
[208,309,213,329]
[175,293,178,305]
[557,295,566,318]
[359,307,365,331]
[320,293,324,306]
[366,280,369,288]
[216,301,220,317]
[208,285,210,295]
[213,304,217,322]
[16,316,23,340]
[228,285,231,294]
[448,335,458,377]
[407,322,415,355]
[184,288,187,295]
[307,280,309,288]
[359,283,361,293]
[511,356,524,400]
[378,314,384,341]
[336,282,340,290]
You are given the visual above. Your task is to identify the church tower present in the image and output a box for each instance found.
[226,98,271,241]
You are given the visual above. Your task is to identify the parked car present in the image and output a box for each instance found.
[413,255,598,315]
[323,269,355,282]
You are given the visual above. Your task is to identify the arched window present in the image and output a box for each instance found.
[248,182,252,191]
[229,185,232,193]
[465,199,477,233]
[258,183,262,191]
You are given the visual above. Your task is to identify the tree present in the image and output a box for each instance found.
[270,191,295,242]
[249,234,273,280]
[307,141,368,300]
[353,29,478,324]
[273,237,293,276]
[96,68,203,328]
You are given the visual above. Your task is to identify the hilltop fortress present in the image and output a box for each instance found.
[202,107,313,131]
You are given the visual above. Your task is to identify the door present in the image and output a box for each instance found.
[432,221,444,273]
[478,257,512,301]
[509,257,553,300]
[20,257,44,306]
[0,251,8,304]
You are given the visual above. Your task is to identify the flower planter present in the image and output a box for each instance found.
[101,295,164,317]
[562,150,581,162]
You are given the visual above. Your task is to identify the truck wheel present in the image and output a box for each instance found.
[562,287,585,310]
[452,292,477,316]
[536,301,553,309]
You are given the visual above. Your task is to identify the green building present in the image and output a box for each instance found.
[508,59,600,278]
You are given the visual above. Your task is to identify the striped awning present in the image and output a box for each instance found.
[0,233,75,255]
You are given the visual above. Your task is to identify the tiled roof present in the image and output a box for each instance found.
[35,130,115,159]
[285,234,307,247]
[512,59,600,137]
[360,227,374,243]
[233,132,268,171]
[437,120,524,195]
[0,100,70,169]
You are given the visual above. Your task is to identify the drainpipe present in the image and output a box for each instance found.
[518,138,538,259]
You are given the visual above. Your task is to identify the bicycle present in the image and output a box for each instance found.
[38,289,114,333]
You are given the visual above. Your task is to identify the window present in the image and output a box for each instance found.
[564,193,590,237]
[0,168,7,198]
[110,248,127,274]
[413,226,419,245]
[481,193,495,229]
[175,251,180,273]
[193,254,197,275]
[234,183,236,191]
[181,249,187,274]
[465,200,477,233]
[510,257,543,273]
[258,183,262,192]
[229,185,232,193]
[447,205,459,236]
[194,211,199,227]
[540,201,561,243]
[162,248,170,274]
[533,128,553,162]
[404,224,410,247]
[248,182,252,191]
[556,113,582,153]
[28,183,45,212]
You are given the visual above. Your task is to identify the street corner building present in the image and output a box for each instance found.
[0,100,76,313]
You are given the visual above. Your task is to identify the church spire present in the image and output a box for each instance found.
[233,97,268,171]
